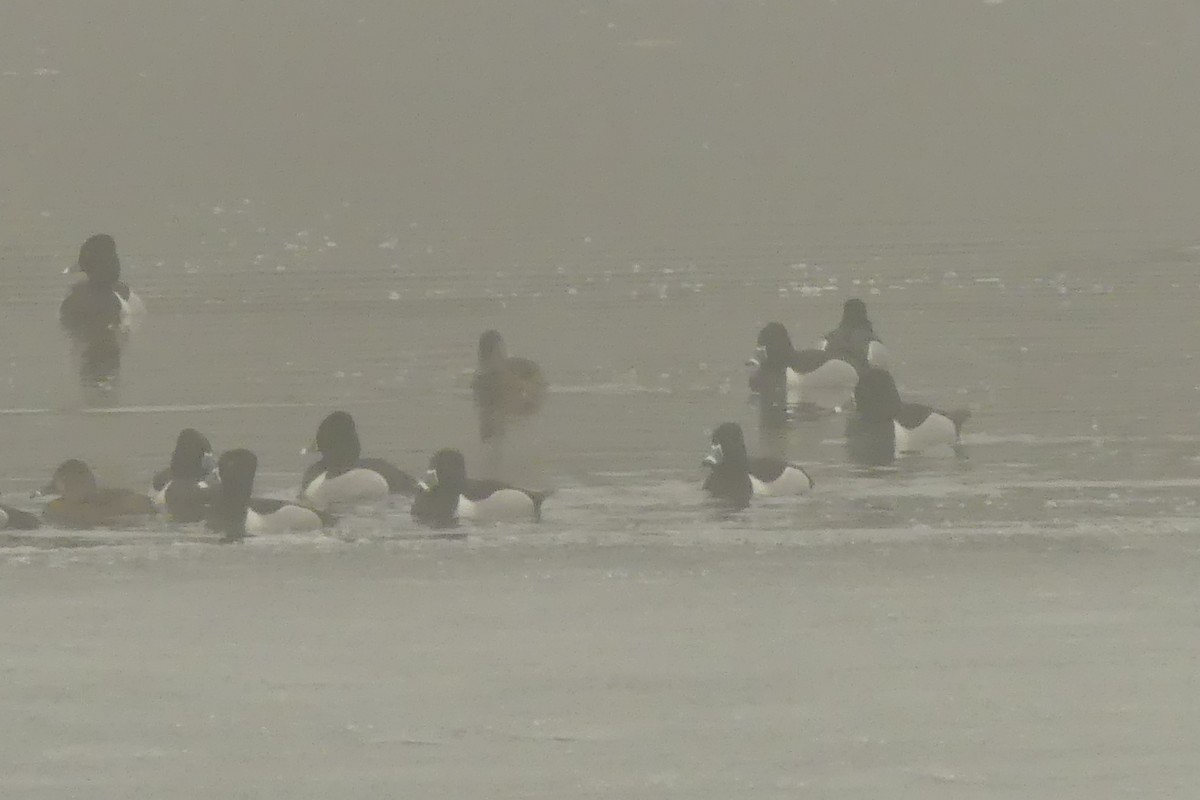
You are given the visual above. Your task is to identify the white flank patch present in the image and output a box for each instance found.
[784,368,803,407]
[796,359,857,410]
[895,414,958,454]
[246,505,323,535]
[117,291,147,333]
[867,340,890,369]
[457,489,536,522]
[151,483,169,511]
[303,468,389,510]
[753,466,813,497]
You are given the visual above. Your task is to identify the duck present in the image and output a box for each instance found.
[58,234,145,388]
[700,422,754,509]
[411,448,547,528]
[820,298,889,370]
[39,459,156,529]
[748,322,858,417]
[299,411,418,510]
[846,367,970,465]
[151,428,219,523]
[746,456,816,497]
[701,421,816,505]
[210,449,331,542]
[0,502,40,530]
[471,330,548,441]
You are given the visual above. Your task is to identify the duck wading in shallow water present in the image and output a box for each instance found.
[58,234,145,395]
[411,448,548,529]
[211,449,331,542]
[702,422,815,510]
[748,322,858,421]
[39,459,156,529]
[299,411,417,510]
[846,367,970,467]
[471,330,547,442]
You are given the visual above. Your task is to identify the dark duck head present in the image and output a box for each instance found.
[412,448,469,528]
[308,411,362,476]
[170,428,217,481]
[73,234,122,286]
[211,449,257,541]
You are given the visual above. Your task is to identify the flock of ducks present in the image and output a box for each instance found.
[0,235,970,535]
[4,405,548,537]
[702,298,971,509]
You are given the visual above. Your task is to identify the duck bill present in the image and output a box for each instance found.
[31,481,56,498]
[701,444,723,468]
[201,451,218,476]
[417,470,438,492]
[746,345,767,368]
[300,440,318,456]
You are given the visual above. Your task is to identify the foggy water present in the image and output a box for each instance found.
[3,1,1200,796]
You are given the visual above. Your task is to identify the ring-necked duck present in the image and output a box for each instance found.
[152,428,219,523]
[471,330,548,441]
[0,502,40,530]
[40,459,156,529]
[701,422,754,509]
[702,421,816,506]
[299,411,417,510]
[59,234,145,388]
[820,298,889,370]
[748,322,858,417]
[211,449,331,542]
[411,448,547,528]
[847,367,970,465]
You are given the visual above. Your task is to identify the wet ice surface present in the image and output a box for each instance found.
[4,243,1200,799]
[4,539,1200,798]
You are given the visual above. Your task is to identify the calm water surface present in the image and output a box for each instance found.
[2,1,1199,555]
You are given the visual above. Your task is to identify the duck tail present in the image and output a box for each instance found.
[799,465,816,490]
[947,408,972,438]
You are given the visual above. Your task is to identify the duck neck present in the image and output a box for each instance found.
[414,483,461,528]
[320,440,361,477]
[212,488,249,541]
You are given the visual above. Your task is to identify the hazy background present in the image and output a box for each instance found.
[3,1,1200,796]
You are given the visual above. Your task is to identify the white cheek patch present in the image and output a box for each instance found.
[303,468,389,509]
